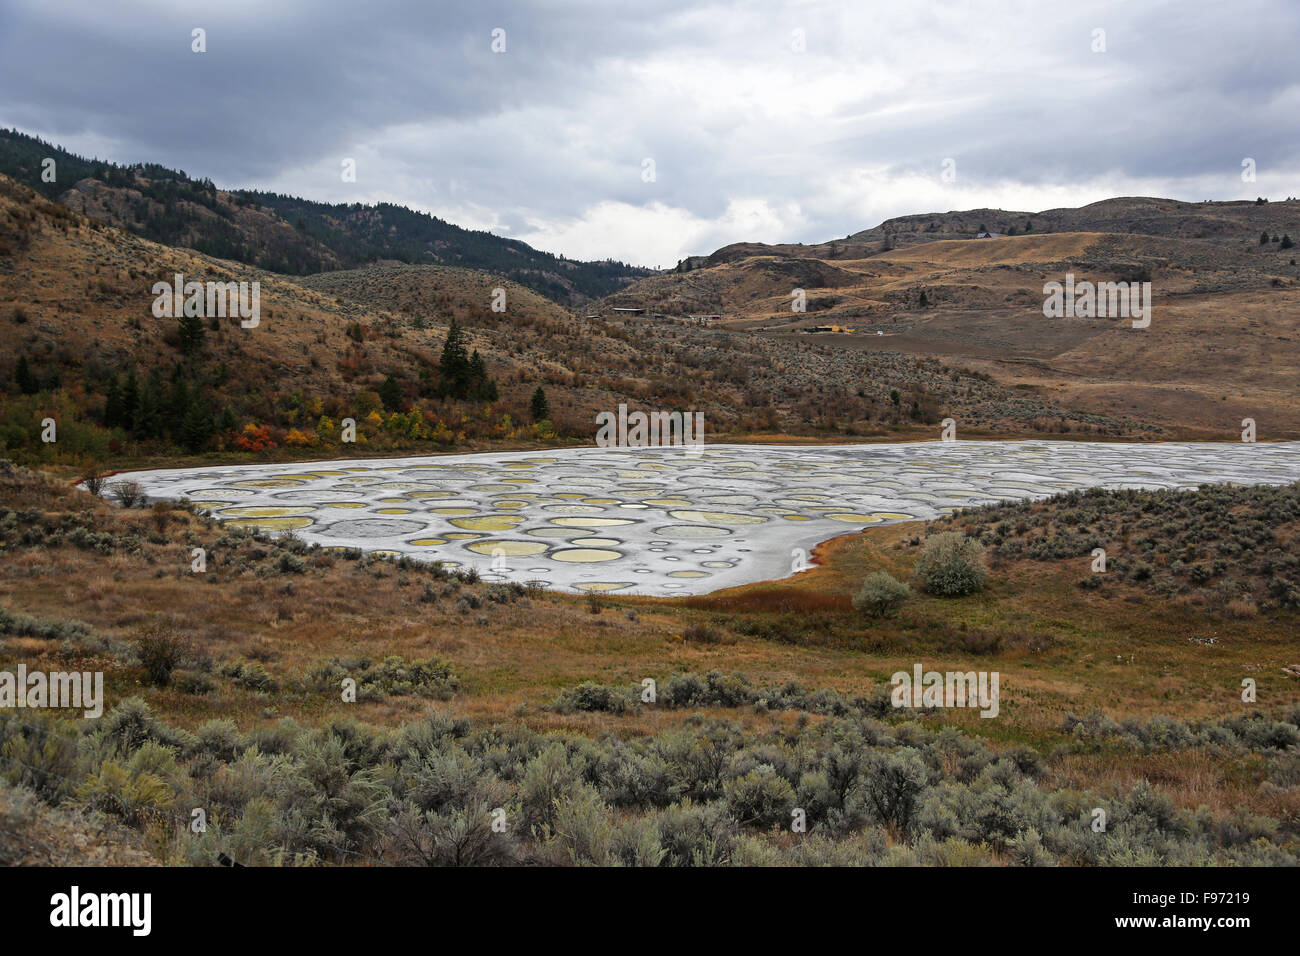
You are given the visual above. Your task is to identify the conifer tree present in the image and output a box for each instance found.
[438,320,470,398]
[15,355,39,395]
[530,386,550,423]
[178,312,204,355]
[378,374,404,412]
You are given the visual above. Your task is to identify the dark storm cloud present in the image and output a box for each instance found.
[1,0,1296,265]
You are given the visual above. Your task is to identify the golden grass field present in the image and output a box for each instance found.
[3,461,1297,825]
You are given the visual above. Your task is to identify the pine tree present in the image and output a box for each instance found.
[1282,234,1293,249]
[121,370,140,428]
[1261,231,1270,245]
[216,406,238,436]
[168,374,191,438]
[530,386,550,423]
[15,355,39,395]
[468,350,491,400]
[104,376,123,428]
[438,320,471,399]
[133,370,164,439]
[181,399,213,452]
[378,374,404,412]
[178,313,205,355]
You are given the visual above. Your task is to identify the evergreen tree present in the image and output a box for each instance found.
[1261,231,1270,245]
[1281,234,1293,249]
[530,386,550,423]
[467,350,494,401]
[178,312,205,355]
[378,374,404,412]
[133,370,165,439]
[15,355,39,395]
[121,370,140,429]
[104,376,123,428]
[181,399,213,452]
[438,320,471,399]
[168,373,191,438]
[216,406,238,436]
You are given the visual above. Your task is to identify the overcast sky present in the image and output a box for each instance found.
[2,0,1297,267]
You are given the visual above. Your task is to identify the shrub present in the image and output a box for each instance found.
[682,624,724,644]
[133,624,185,687]
[915,532,987,596]
[110,479,144,508]
[724,766,796,829]
[863,748,929,834]
[853,571,911,617]
[552,682,633,715]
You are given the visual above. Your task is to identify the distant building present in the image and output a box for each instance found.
[975,231,1001,239]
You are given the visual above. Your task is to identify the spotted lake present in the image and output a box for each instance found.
[118,441,1300,596]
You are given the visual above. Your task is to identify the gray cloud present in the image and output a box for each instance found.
[2,0,1296,266]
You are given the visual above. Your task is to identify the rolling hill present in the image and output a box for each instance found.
[0,128,653,305]
[602,204,1300,439]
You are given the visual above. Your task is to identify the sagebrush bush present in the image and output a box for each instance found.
[133,624,185,686]
[853,571,911,617]
[3,677,1298,867]
[915,532,987,596]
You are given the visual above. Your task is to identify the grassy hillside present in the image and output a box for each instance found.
[1,461,1297,865]
[1,174,1145,475]
[0,128,653,304]
[604,226,1300,438]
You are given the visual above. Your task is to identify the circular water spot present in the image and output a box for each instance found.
[551,548,622,563]
[669,510,767,526]
[408,538,448,546]
[318,518,426,537]
[549,517,634,528]
[652,525,732,539]
[450,516,524,531]
[226,516,313,530]
[275,489,358,502]
[466,540,548,557]
[229,478,306,488]
[218,506,314,518]
[569,537,621,547]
